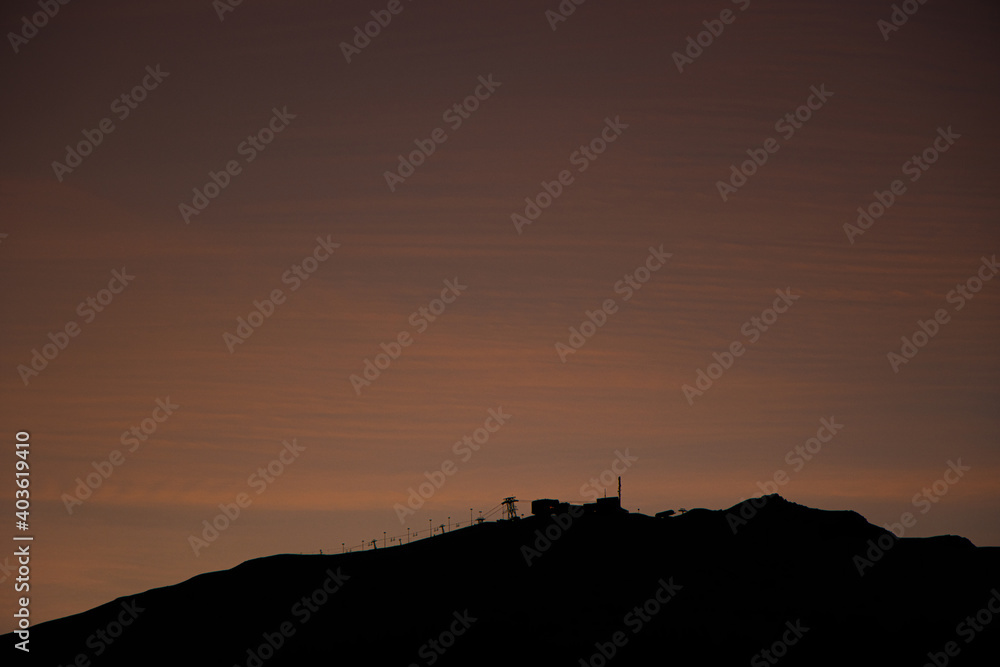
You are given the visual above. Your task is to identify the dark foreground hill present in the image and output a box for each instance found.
[7,495,1000,666]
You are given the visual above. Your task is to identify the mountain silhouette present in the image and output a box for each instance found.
[8,495,999,666]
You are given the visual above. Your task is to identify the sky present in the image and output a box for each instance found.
[1,0,998,631]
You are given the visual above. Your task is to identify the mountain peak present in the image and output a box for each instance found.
[9,496,998,666]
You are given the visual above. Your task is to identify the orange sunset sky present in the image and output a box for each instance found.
[1,0,999,631]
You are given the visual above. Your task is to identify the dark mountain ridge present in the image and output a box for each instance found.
[8,494,999,666]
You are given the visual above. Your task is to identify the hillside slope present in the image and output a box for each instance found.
[8,495,1000,666]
